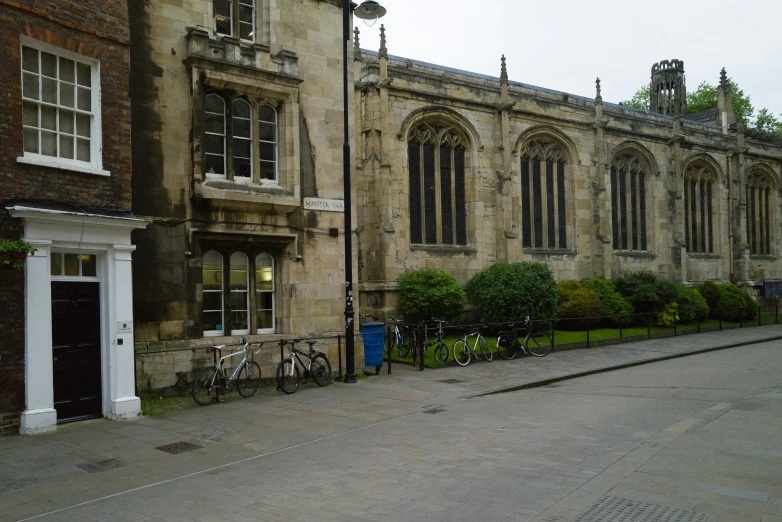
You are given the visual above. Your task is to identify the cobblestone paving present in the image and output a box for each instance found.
[0,327,781,521]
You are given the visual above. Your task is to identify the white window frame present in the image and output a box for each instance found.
[214,0,233,38]
[50,250,101,282]
[258,104,278,184]
[204,94,227,179]
[229,252,250,335]
[214,0,255,43]
[232,99,253,180]
[255,253,275,334]
[203,251,225,337]
[238,0,255,43]
[17,36,107,177]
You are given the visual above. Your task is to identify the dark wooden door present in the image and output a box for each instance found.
[51,282,102,421]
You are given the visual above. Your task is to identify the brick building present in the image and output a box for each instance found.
[0,0,145,434]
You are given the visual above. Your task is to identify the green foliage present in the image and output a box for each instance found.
[398,268,466,323]
[622,84,650,110]
[614,271,678,317]
[655,303,680,327]
[556,281,603,330]
[716,284,750,322]
[0,238,37,270]
[581,276,634,325]
[465,262,558,324]
[744,292,759,320]
[698,280,721,313]
[755,108,782,137]
[674,284,710,323]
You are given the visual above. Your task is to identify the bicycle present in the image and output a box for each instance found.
[451,327,493,366]
[385,318,412,358]
[496,316,553,359]
[192,339,263,406]
[411,319,450,364]
[276,339,332,395]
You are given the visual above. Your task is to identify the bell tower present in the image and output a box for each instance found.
[650,59,687,116]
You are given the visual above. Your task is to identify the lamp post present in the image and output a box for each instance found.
[342,0,386,383]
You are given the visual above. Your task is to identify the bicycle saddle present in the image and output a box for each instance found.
[209,345,225,351]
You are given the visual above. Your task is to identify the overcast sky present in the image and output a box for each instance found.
[358,0,781,118]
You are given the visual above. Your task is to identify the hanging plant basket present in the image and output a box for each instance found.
[0,238,37,270]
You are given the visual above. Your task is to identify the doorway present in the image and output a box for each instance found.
[51,282,102,422]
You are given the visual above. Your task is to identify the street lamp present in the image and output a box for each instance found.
[342,0,386,383]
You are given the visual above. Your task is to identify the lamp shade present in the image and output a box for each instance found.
[354,0,386,20]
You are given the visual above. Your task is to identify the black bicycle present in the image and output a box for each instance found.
[411,319,449,365]
[496,316,552,359]
[385,318,412,358]
[276,339,332,394]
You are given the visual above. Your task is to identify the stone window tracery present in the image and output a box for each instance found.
[520,137,568,249]
[684,162,717,254]
[611,154,648,251]
[408,123,467,246]
[746,171,775,255]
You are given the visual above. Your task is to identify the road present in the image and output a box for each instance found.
[3,338,782,522]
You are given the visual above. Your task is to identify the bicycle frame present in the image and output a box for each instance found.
[460,331,482,355]
[283,344,317,377]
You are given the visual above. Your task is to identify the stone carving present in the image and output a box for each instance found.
[409,123,465,149]
[684,162,718,182]
[353,27,361,61]
[611,153,645,174]
[500,55,508,84]
[720,67,729,91]
[595,77,601,101]
[378,24,387,60]
[747,170,774,189]
[519,137,567,164]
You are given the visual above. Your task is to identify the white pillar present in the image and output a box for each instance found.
[19,239,57,435]
[106,245,141,420]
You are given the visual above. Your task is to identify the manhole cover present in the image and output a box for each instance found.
[155,441,203,455]
[438,379,465,384]
[574,496,708,522]
[76,458,127,473]
[423,408,445,414]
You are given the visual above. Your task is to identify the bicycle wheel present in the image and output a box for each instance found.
[192,366,219,406]
[527,332,553,357]
[311,354,332,386]
[497,337,518,360]
[399,335,412,358]
[276,359,300,394]
[236,361,261,398]
[478,337,493,362]
[434,342,448,364]
[452,340,471,366]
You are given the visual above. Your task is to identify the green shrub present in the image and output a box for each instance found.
[655,302,680,327]
[398,268,466,323]
[699,280,721,313]
[465,262,558,324]
[716,284,749,322]
[557,281,603,330]
[581,276,634,325]
[675,284,710,323]
[744,292,759,320]
[614,271,678,317]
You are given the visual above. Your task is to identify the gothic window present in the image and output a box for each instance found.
[746,171,775,255]
[204,94,226,177]
[408,123,467,246]
[202,249,276,336]
[258,105,277,182]
[520,138,568,249]
[214,0,255,42]
[255,253,274,333]
[202,251,224,336]
[683,162,717,254]
[611,154,648,251]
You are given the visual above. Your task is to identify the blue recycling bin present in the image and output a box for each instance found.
[360,321,385,374]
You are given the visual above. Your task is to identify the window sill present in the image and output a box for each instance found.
[195,179,298,211]
[686,253,721,260]
[410,244,476,255]
[17,156,110,177]
[523,248,577,257]
[750,254,779,261]
[613,251,656,259]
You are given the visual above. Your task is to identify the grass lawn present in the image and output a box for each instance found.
[386,316,777,369]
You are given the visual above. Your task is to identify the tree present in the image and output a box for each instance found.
[755,108,782,137]
[622,84,650,110]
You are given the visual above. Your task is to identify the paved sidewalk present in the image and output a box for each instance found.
[0,325,780,521]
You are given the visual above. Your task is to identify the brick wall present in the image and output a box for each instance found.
[0,217,25,434]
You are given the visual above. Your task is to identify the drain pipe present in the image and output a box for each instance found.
[727,152,733,279]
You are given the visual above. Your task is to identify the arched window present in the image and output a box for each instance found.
[408,123,467,245]
[747,171,775,255]
[258,105,277,182]
[611,154,648,251]
[214,0,255,42]
[202,251,224,336]
[520,138,568,249]
[684,162,718,254]
[204,94,226,177]
[229,252,249,334]
[232,99,252,179]
[255,253,274,333]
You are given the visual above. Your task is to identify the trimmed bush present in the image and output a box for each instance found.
[581,276,634,326]
[465,262,558,325]
[557,281,603,330]
[716,284,750,322]
[398,268,466,323]
[655,302,680,327]
[699,280,721,313]
[674,284,710,323]
[614,271,678,317]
